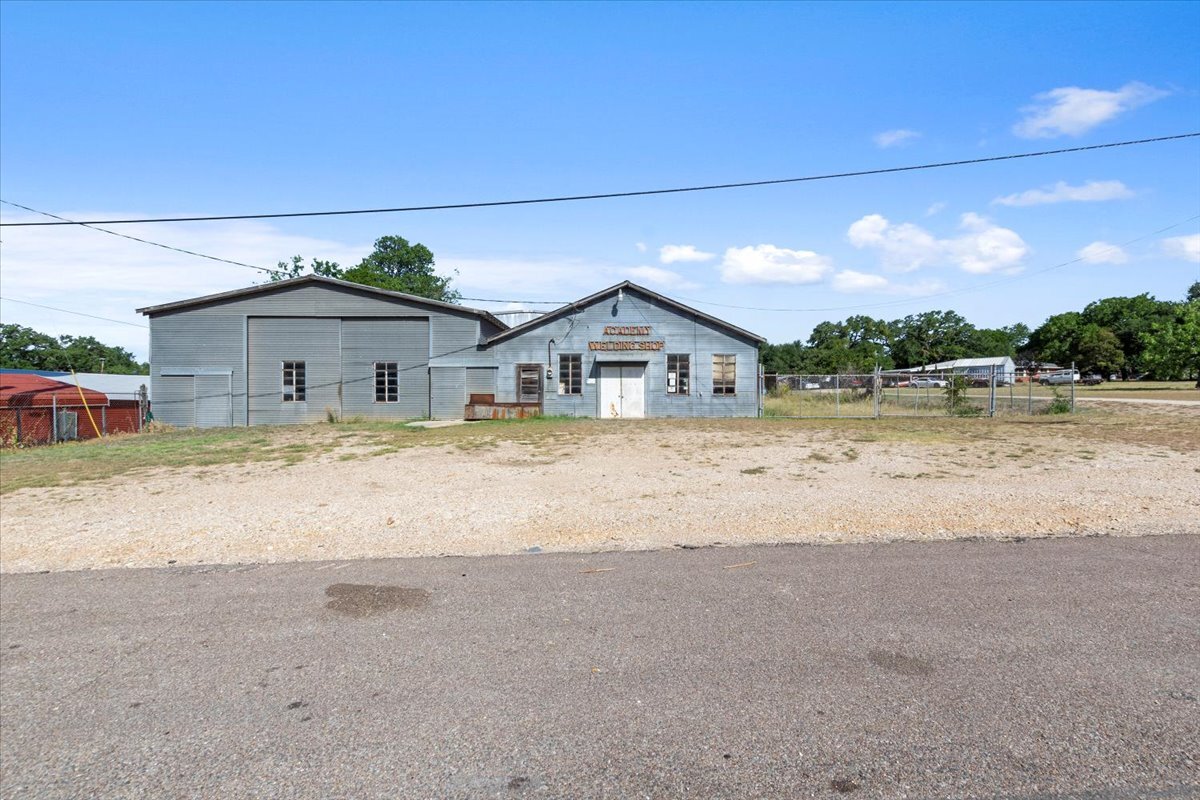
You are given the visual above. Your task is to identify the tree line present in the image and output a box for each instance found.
[760,282,1200,382]
[0,325,147,374]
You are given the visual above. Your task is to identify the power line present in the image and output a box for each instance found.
[0,200,287,276]
[0,296,150,328]
[671,214,1200,314]
[4,132,1196,227]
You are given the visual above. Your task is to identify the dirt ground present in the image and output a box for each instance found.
[2,406,1198,573]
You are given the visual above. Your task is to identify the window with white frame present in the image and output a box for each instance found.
[375,361,398,403]
[667,354,690,395]
[282,361,306,402]
[712,354,736,395]
[559,354,582,395]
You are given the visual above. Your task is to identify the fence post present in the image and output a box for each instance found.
[989,365,996,417]
[15,408,22,444]
[138,384,148,432]
[873,366,881,419]
[835,374,841,418]
[51,395,58,443]
[101,406,108,436]
[1070,360,1076,412]
[1028,372,1033,414]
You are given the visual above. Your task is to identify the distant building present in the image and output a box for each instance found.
[884,356,1017,384]
[138,277,765,426]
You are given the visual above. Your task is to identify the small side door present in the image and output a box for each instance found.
[516,364,543,409]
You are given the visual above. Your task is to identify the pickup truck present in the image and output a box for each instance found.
[1039,371,1078,386]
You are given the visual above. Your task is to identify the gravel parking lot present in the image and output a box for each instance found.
[2,410,1197,573]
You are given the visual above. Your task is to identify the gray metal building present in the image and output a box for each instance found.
[138,277,763,426]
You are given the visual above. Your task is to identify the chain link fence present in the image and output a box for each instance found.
[1,390,150,446]
[761,367,1078,418]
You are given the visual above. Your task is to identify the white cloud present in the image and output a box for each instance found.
[658,244,715,264]
[831,270,889,292]
[1161,233,1200,263]
[1077,241,1129,265]
[829,270,946,296]
[993,180,1134,207]
[1013,82,1169,138]
[719,244,832,285]
[635,242,647,253]
[624,266,701,291]
[847,212,1029,275]
[847,214,941,272]
[925,202,946,217]
[874,129,921,148]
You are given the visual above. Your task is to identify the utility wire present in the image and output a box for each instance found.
[0,296,150,328]
[0,200,288,275]
[3,132,1196,227]
[672,214,1200,314]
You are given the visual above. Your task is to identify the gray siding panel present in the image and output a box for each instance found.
[429,367,466,420]
[155,376,195,427]
[247,317,341,424]
[340,318,430,418]
[150,315,244,426]
[465,367,496,397]
[194,374,233,427]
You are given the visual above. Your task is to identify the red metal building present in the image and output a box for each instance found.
[0,373,113,445]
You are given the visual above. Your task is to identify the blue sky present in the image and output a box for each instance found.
[2,0,1198,359]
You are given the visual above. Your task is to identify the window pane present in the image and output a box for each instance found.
[283,361,306,402]
[375,361,398,402]
[667,354,690,395]
[713,354,735,395]
[559,354,582,395]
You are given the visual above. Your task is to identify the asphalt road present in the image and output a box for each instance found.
[2,536,1197,800]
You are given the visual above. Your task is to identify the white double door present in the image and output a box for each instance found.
[599,364,645,418]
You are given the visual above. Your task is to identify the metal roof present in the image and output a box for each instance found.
[0,369,151,400]
[0,373,108,407]
[136,275,509,330]
[485,281,767,345]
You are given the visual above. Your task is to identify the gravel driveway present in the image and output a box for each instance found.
[3,415,1197,573]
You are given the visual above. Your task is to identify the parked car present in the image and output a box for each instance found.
[1080,374,1104,386]
[1039,371,1079,386]
[910,377,948,388]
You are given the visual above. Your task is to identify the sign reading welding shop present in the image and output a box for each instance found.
[588,325,665,351]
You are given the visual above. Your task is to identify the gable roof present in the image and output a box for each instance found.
[136,275,508,329]
[1,373,108,407]
[485,281,766,346]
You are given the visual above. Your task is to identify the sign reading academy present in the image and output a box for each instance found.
[589,325,665,351]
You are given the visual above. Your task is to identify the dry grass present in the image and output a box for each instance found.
[2,404,1196,496]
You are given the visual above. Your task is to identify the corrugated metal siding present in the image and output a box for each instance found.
[488,290,759,418]
[340,318,430,418]
[429,367,466,420]
[247,317,341,424]
[156,376,195,427]
[150,315,244,426]
[194,374,232,427]
[465,367,496,397]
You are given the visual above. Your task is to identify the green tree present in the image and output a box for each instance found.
[0,324,61,370]
[1028,311,1083,366]
[1075,324,1125,378]
[340,235,460,302]
[0,324,146,373]
[1140,301,1200,384]
[1080,294,1174,378]
[887,310,975,368]
[267,255,343,282]
[1187,281,1200,304]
